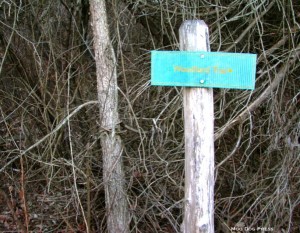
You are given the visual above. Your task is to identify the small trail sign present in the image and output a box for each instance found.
[151,51,257,89]
[151,20,257,233]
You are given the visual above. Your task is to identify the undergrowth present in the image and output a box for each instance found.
[0,0,299,232]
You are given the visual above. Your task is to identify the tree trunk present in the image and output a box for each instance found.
[89,1,130,232]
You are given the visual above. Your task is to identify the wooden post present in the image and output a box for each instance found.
[180,20,214,233]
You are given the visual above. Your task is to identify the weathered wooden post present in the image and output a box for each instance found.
[179,20,214,233]
[151,20,256,233]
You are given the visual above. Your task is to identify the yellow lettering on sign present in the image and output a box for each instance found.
[174,66,210,74]
[213,66,233,74]
[174,66,233,74]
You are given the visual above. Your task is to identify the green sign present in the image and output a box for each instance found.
[151,51,257,89]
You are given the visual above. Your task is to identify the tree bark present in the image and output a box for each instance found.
[89,1,130,232]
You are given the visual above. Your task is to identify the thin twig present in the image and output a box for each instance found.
[0,101,98,174]
[215,43,300,140]
[0,189,26,232]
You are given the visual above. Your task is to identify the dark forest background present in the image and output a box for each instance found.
[0,0,299,232]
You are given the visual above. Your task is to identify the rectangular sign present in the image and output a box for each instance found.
[151,51,257,89]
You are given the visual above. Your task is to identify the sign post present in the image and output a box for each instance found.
[180,20,214,233]
[151,20,256,233]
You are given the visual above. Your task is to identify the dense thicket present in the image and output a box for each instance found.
[0,0,299,232]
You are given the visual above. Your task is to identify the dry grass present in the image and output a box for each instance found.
[0,0,299,232]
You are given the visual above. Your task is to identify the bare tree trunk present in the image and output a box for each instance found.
[89,1,130,233]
